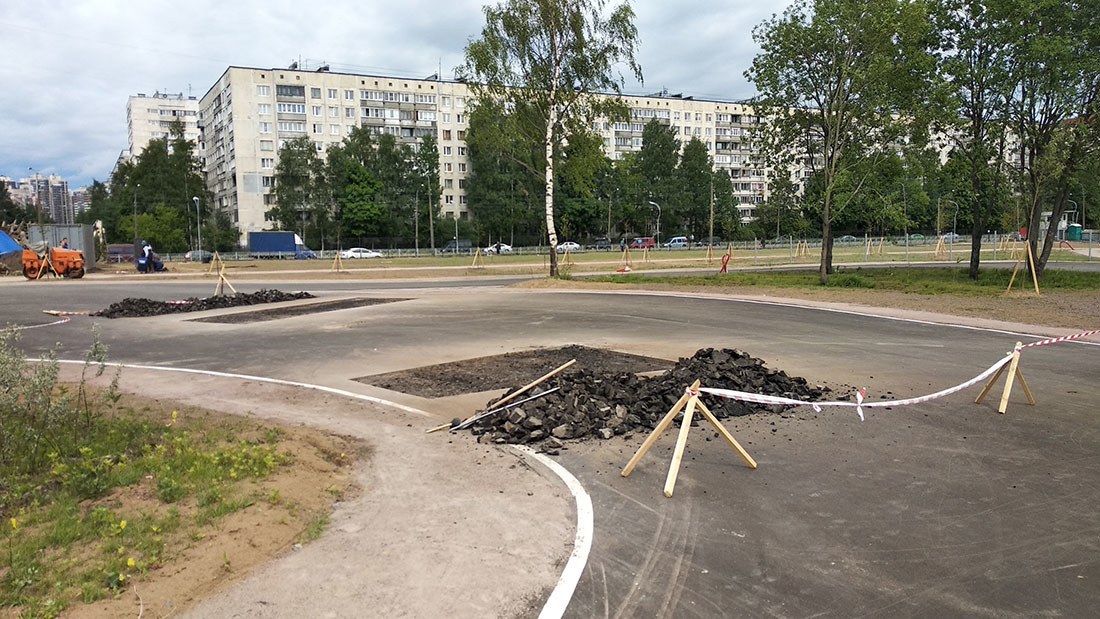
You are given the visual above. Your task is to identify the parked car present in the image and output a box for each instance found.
[341,247,383,259]
[107,243,136,263]
[557,241,581,253]
[697,236,723,247]
[485,242,512,255]
[185,250,214,263]
[630,237,656,249]
[593,237,613,251]
[942,232,961,242]
[663,236,689,249]
[442,239,473,253]
[909,234,925,241]
[838,235,858,243]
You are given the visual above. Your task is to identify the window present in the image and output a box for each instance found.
[673,111,680,120]
[277,103,306,114]
[441,96,451,107]
[418,110,436,121]
[278,121,305,132]
[258,104,272,115]
[315,142,323,152]
[445,195,454,204]
[443,130,452,140]
[262,176,275,187]
[313,123,322,134]
[415,94,436,103]
[331,124,340,135]
[328,106,338,118]
[444,163,453,172]
[458,163,466,172]
[311,105,321,116]
[311,88,321,99]
[460,196,467,205]
[328,88,337,99]
[706,114,712,122]
[442,113,451,123]
[444,179,454,189]
[456,96,466,106]
[261,158,274,169]
[457,130,465,140]
[276,85,304,97]
[458,179,466,189]
[361,90,384,101]
[456,114,464,124]
[257,85,270,96]
[345,107,355,118]
[458,147,467,156]
[259,122,272,134]
[695,113,702,121]
[344,89,354,100]
[260,140,274,151]
[443,146,452,155]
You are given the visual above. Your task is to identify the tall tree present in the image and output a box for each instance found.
[270,136,320,235]
[937,0,1016,279]
[747,0,937,283]
[1007,0,1100,278]
[412,134,442,250]
[675,137,713,239]
[636,119,679,215]
[461,0,642,276]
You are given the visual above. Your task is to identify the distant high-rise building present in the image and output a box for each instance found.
[72,186,91,218]
[4,174,74,223]
[127,91,200,162]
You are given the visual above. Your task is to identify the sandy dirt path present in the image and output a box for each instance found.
[65,367,573,619]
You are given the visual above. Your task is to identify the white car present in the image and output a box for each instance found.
[485,243,512,255]
[341,247,383,259]
[557,241,581,253]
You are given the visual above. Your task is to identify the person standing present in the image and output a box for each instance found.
[59,237,69,249]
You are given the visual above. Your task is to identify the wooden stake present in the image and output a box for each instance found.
[695,399,757,469]
[621,382,695,478]
[705,244,714,264]
[1005,242,1041,297]
[620,246,632,268]
[663,396,696,498]
[471,248,484,269]
[206,251,224,275]
[486,359,575,412]
[976,342,1037,414]
[1025,241,1041,296]
[330,251,345,273]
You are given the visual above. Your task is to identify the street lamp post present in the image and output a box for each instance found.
[193,197,201,257]
[648,201,661,248]
[950,200,960,262]
[1066,199,1078,241]
[133,183,140,247]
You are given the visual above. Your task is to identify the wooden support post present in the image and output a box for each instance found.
[623,380,757,497]
[975,342,1037,414]
[1005,243,1041,297]
[471,248,485,269]
[620,246,632,269]
[206,251,224,275]
[622,381,697,478]
[695,399,757,469]
[663,396,696,498]
[330,251,345,273]
[1025,242,1040,296]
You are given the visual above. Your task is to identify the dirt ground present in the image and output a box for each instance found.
[519,279,1100,330]
[56,366,573,619]
[60,394,361,619]
[357,344,673,397]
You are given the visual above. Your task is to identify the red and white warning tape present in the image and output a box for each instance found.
[699,328,1097,420]
[699,354,1012,421]
[1020,328,1100,349]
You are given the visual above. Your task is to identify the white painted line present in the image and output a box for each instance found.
[514,445,594,619]
[47,359,593,617]
[541,289,1100,348]
[52,360,431,417]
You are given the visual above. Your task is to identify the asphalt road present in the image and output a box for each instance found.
[3,279,1098,618]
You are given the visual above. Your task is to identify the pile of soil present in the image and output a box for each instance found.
[470,348,830,448]
[95,289,315,318]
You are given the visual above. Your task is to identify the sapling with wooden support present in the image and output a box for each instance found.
[621,380,757,498]
[1004,242,1041,297]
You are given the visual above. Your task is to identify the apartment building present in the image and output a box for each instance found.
[198,65,769,237]
[127,92,200,161]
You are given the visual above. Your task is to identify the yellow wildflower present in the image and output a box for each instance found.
[119,520,127,530]
[127,558,135,567]
[9,518,16,531]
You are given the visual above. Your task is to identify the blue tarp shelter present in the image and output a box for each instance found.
[0,230,22,256]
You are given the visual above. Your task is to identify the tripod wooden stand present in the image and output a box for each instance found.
[622,380,757,497]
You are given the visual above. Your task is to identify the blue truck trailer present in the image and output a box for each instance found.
[247,232,317,259]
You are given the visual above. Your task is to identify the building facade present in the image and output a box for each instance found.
[198,65,768,238]
[127,92,200,162]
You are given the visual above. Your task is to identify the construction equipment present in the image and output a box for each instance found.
[22,243,85,279]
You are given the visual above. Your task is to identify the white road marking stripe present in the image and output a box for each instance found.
[515,445,595,619]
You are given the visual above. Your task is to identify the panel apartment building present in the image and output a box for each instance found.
[126,91,201,162]
[198,65,768,238]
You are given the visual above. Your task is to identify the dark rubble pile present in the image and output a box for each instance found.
[471,348,829,447]
[95,290,314,318]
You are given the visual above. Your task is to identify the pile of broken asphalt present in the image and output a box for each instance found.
[95,290,315,318]
[471,348,836,451]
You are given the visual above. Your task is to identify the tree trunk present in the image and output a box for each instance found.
[819,184,834,284]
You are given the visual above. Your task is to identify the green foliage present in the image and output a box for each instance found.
[461,0,642,274]
[747,0,938,282]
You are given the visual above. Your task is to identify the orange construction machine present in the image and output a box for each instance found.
[22,244,85,279]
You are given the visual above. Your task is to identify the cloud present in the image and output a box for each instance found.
[0,0,791,188]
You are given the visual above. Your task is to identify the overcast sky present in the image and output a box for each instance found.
[0,0,794,189]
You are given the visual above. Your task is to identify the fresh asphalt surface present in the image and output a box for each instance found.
[3,276,1099,618]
